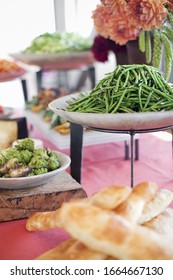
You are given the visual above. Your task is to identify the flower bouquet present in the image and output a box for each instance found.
[92,0,173,80]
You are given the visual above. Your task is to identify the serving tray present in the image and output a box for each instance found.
[49,93,173,131]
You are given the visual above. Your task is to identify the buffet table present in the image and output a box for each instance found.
[24,110,139,150]
[0,171,86,260]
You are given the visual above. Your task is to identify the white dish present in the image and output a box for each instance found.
[49,92,173,131]
[0,151,71,189]
[10,51,94,70]
[0,107,13,119]
[0,69,26,82]
[12,138,43,149]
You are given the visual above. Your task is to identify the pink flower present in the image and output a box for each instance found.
[128,0,168,30]
[92,0,169,45]
[107,13,140,45]
[92,5,113,38]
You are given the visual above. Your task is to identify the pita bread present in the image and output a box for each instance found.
[114,181,158,223]
[143,208,173,242]
[59,200,173,260]
[26,210,62,231]
[139,189,173,224]
[26,185,131,231]
[36,238,108,260]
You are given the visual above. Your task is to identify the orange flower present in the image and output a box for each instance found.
[92,5,113,38]
[92,0,173,80]
[92,1,129,43]
[101,0,124,6]
[92,0,169,45]
[100,0,115,5]
[128,0,168,30]
[107,0,128,14]
[108,14,139,45]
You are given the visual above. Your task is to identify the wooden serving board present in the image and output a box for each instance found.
[0,172,87,222]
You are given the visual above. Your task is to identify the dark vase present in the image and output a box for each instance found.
[126,39,148,64]
[115,44,129,65]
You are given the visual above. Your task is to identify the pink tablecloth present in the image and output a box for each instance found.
[0,218,70,260]
[1,132,173,260]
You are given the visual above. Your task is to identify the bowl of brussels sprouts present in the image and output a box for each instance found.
[0,138,71,189]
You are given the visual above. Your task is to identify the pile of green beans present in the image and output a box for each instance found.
[66,64,173,113]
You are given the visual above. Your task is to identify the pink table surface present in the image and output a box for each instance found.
[0,218,70,260]
[1,132,173,260]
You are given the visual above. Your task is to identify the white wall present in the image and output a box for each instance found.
[0,0,55,56]
[0,0,114,108]
[0,0,55,107]
[54,0,115,89]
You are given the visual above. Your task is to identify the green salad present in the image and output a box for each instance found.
[23,32,93,54]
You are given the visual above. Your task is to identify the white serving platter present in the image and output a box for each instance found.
[48,93,173,131]
[10,51,94,70]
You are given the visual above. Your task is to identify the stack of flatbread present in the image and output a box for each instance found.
[26,181,173,260]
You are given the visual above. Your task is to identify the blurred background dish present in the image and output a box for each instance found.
[0,69,26,82]
[0,106,13,119]
[10,51,94,70]
[0,59,26,82]
[10,31,94,70]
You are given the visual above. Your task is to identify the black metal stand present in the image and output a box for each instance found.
[84,125,173,188]
[70,123,84,184]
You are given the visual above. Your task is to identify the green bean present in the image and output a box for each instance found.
[143,91,154,109]
[131,69,139,84]
[120,107,136,113]
[159,75,173,93]
[143,84,173,101]
[139,69,148,85]
[151,101,164,109]
[146,67,165,91]
[65,64,173,114]
[111,89,127,113]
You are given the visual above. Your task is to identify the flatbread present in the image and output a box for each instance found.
[59,200,173,260]
[89,184,131,209]
[114,181,158,223]
[143,207,173,242]
[139,189,173,224]
[26,185,131,231]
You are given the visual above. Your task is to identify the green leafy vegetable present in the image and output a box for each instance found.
[23,32,92,54]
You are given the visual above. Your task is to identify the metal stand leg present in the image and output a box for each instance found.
[130,131,135,188]
[135,139,139,160]
[21,79,28,102]
[125,141,129,160]
[36,70,42,92]
[88,65,96,88]
[70,122,84,183]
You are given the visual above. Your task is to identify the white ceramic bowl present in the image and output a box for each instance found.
[49,92,173,131]
[0,151,71,189]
